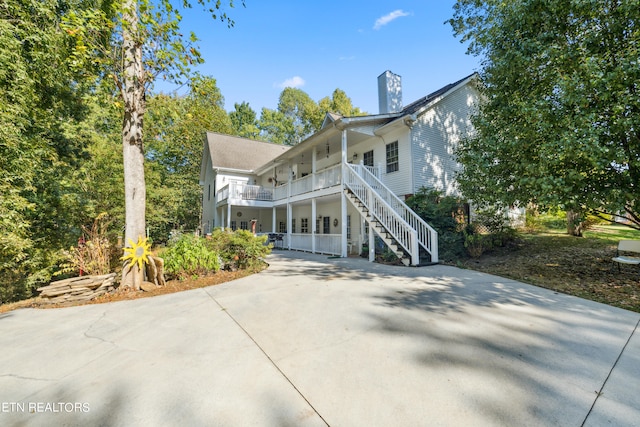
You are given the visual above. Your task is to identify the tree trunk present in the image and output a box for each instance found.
[566,210,583,237]
[121,0,146,289]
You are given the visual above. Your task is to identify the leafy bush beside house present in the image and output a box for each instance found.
[406,188,521,261]
[162,234,220,280]
[162,229,271,280]
[205,229,271,271]
[406,188,470,262]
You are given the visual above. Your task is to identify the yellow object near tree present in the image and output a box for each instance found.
[121,236,151,270]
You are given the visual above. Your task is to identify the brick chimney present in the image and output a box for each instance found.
[378,70,402,114]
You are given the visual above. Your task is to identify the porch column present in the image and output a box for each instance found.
[226,204,231,230]
[286,163,292,250]
[312,147,317,190]
[286,203,292,250]
[272,207,276,233]
[311,198,316,253]
[369,222,375,262]
[340,129,348,257]
[215,208,220,232]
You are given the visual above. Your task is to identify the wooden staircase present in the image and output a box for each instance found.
[343,163,438,266]
[344,189,412,266]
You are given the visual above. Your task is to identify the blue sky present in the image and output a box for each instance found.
[165,1,480,115]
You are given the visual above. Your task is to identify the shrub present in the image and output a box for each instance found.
[207,229,271,270]
[58,213,119,276]
[406,187,469,262]
[473,207,518,248]
[162,234,220,279]
[464,233,486,258]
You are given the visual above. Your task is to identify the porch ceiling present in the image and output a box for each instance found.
[255,128,375,174]
[293,192,341,206]
[298,130,371,164]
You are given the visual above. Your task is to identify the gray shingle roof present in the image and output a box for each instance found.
[400,73,477,116]
[205,132,290,171]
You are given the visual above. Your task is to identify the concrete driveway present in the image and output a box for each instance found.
[1,251,639,426]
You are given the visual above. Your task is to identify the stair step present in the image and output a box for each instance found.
[345,181,428,267]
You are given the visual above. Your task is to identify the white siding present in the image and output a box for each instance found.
[379,129,413,197]
[410,83,478,196]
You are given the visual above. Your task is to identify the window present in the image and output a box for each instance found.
[363,150,374,167]
[240,221,248,230]
[230,220,237,231]
[279,221,286,233]
[323,216,330,234]
[207,184,211,201]
[292,218,296,233]
[301,218,309,233]
[386,141,399,173]
[347,215,351,240]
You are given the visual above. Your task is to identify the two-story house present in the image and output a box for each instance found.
[200,71,479,266]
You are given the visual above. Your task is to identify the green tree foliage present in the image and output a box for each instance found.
[145,75,232,240]
[257,87,366,145]
[229,101,260,139]
[0,0,95,302]
[317,88,367,124]
[78,83,125,224]
[277,87,319,144]
[450,0,640,230]
[257,107,294,145]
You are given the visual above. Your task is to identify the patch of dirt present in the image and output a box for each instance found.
[0,268,259,313]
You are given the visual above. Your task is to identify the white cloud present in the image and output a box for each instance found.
[276,76,305,89]
[373,9,410,30]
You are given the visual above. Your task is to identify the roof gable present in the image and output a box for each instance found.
[203,132,290,172]
[321,112,343,129]
[400,73,477,116]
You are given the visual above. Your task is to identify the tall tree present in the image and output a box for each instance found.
[0,0,93,301]
[145,75,232,239]
[258,87,366,145]
[229,101,260,139]
[257,107,294,145]
[278,87,319,143]
[450,0,640,231]
[318,88,367,124]
[64,0,242,288]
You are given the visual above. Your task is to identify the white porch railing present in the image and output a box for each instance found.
[217,182,273,203]
[217,184,230,204]
[314,164,341,190]
[314,234,341,255]
[289,233,312,252]
[291,174,313,195]
[274,184,288,200]
[274,164,342,201]
[288,233,340,255]
[344,163,438,264]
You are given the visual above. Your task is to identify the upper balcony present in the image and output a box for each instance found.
[216,163,381,207]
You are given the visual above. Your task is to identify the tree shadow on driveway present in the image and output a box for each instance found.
[365,273,638,426]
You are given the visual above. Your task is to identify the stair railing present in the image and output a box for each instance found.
[344,164,418,265]
[344,163,438,263]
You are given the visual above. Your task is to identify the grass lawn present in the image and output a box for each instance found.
[460,223,640,313]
